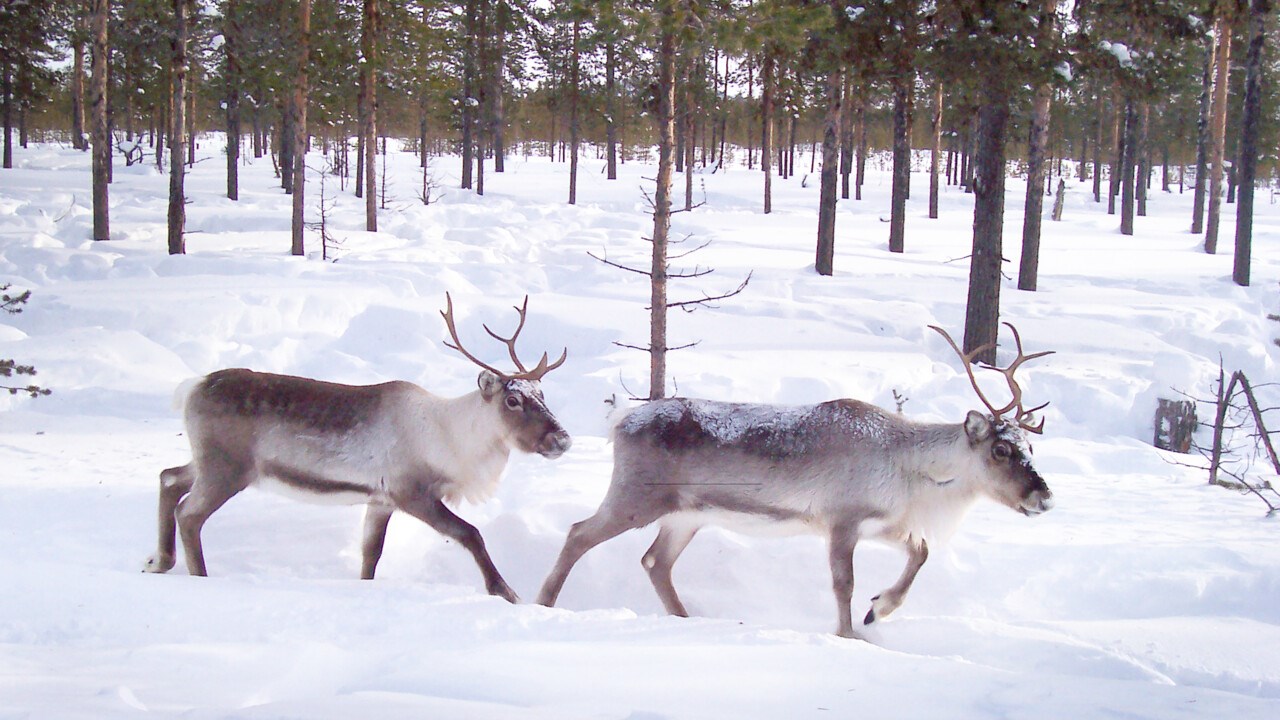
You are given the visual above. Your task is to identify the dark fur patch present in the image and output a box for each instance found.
[262,461,373,497]
[199,369,381,433]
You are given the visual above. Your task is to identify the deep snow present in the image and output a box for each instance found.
[2,137,1279,719]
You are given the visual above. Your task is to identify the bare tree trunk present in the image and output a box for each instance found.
[1191,30,1215,234]
[649,5,676,400]
[605,40,618,180]
[491,0,506,173]
[854,91,865,200]
[361,0,378,231]
[167,0,188,255]
[1107,98,1122,215]
[761,49,774,214]
[1205,10,1233,254]
[225,0,241,200]
[460,0,476,189]
[72,18,87,151]
[963,85,1010,365]
[2,63,11,169]
[290,0,311,256]
[1234,0,1270,287]
[815,69,842,277]
[889,73,912,253]
[568,16,580,204]
[840,73,853,200]
[1136,102,1150,217]
[928,81,943,219]
[1120,99,1137,235]
[1018,72,1052,290]
[90,0,110,241]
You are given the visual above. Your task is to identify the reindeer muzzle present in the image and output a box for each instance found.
[539,429,573,459]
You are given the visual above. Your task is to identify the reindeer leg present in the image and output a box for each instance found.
[396,493,518,603]
[642,521,699,617]
[864,537,929,625]
[143,464,195,573]
[175,460,249,577]
[359,502,394,580]
[537,505,659,608]
[828,524,860,638]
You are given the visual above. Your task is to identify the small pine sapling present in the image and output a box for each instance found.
[1,285,50,398]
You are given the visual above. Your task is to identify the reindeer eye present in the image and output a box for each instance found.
[504,394,522,410]
[993,442,1013,461]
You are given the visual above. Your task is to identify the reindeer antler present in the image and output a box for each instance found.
[441,293,568,382]
[929,323,1054,434]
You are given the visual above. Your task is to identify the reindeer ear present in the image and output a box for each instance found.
[477,370,505,400]
[964,411,994,444]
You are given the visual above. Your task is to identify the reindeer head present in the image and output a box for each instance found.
[442,294,572,459]
[932,323,1055,517]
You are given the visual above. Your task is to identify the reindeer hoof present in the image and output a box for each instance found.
[143,554,174,574]
[863,608,877,625]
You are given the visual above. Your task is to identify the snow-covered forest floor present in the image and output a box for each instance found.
[2,138,1280,718]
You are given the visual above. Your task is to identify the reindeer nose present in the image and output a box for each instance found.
[541,430,572,459]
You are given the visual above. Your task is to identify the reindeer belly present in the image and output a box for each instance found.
[668,508,822,538]
[250,430,389,505]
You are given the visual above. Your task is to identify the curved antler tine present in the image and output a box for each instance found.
[440,293,508,379]
[482,296,532,373]
[930,325,1003,419]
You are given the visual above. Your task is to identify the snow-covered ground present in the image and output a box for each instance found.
[2,137,1279,719]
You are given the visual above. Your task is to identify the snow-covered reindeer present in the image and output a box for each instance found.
[538,324,1054,637]
[144,295,571,602]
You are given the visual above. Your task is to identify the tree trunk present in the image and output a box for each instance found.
[72,20,87,151]
[460,0,476,189]
[1120,99,1137,235]
[816,69,843,277]
[683,58,694,211]
[1191,29,1215,234]
[1107,98,1122,215]
[928,81,943,219]
[90,0,110,241]
[649,5,677,401]
[492,0,506,173]
[761,49,774,214]
[1234,0,1270,287]
[1136,102,1150,217]
[854,92,865,200]
[1205,11,1233,254]
[361,0,378,231]
[889,73,911,253]
[2,63,11,170]
[963,87,1010,365]
[225,0,241,201]
[840,73,854,200]
[606,40,618,180]
[167,0,188,255]
[568,17,580,205]
[290,0,311,256]
[1018,72,1052,290]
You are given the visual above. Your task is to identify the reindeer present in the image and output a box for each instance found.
[144,294,571,602]
[538,324,1053,638]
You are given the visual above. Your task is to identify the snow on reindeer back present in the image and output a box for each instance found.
[617,396,898,459]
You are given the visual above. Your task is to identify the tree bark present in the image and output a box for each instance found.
[1233,0,1270,287]
[224,0,241,201]
[815,69,843,277]
[1120,99,1137,235]
[963,87,1010,365]
[90,0,110,241]
[568,16,580,204]
[761,49,774,214]
[1204,11,1233,255]
[167,0,188,255]
[1191,29,1215,234]
[361,0,378,231]
[290,0,311,256]
[460,0,476,189]
[928,82,943,220]
[649,4,677,400]
[72,17,87,151]
[888,73,911,253]
[840,73,854,200]
[2,63,12,170]
[605,40,618,180]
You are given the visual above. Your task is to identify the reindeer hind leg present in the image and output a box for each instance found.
[175,455,251,577]
[642,521,699,617]
[143,464,195,573]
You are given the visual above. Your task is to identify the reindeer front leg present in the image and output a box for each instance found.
[396,491,518,603]
[360,502,394,580]
[828,523,860,639]
[864,537,929,624]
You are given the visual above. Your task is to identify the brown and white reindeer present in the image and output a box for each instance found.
[144,294,571,602]
[538,323,1054,637]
